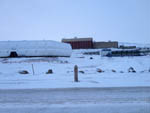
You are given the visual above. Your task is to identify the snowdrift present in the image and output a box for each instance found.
[0,40,72,57]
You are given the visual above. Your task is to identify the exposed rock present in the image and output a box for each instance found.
[19,70,29,74]
[112,69,116,73]
[97,68,104,73]
[140,70,145,73]
[90,57,93,59]
[60,61,63,63]
[128,67,136,73]
[79,70,84,74]
[120,71,124,73]
[60,61,68,64]
[46,69,53,74]
[64,61,68,63]
[77,57,85,58]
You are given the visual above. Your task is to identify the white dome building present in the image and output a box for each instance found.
[0,40,72,57]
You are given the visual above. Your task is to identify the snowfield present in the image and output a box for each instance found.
[0,49,150,89]
[0,87,150,113]
[0,49,150,113]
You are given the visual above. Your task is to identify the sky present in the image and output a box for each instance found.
[0,0,149,43]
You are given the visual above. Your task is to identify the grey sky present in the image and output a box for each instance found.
[0,0,149,43]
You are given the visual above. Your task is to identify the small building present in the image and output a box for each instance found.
[119,45,136,49]
[93,41,118,49]
[62,37,93,49]
[0,40,72,57]
[101,49,142,57]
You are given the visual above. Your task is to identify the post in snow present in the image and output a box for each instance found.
[74,65,78,82]
[32,64,35,75]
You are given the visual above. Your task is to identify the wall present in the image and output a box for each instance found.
[93,42,118,48]
[66,41,93,49]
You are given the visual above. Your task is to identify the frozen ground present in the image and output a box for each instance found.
[0,49,150,113]
[0,87,150,113]
[0,49,150,89]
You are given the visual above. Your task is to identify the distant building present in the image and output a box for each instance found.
[93,41,118,49]
[62,37,93,49]
[119,45,136,49]
[101,49,142,57]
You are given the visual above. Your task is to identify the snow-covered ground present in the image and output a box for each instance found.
[0,49,150,89]
[0,87,149,113]
[0,49,150,113]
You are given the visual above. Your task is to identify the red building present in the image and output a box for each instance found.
[62,37,93,49]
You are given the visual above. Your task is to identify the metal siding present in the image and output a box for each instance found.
[65,41,92,49]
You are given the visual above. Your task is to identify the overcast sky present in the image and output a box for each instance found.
[0,0,149,43]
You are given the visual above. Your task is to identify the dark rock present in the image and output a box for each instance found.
[64,61,68,63]
[112,69,116,73]
[128,67,136,73]
[90,57,93,59]
[77,57,85,58]
[120,71,124,73]
[79,71,84,74]
[19,70,29,74]
[97,68,104,73]
[46,69,53,74]
[60,61,68,64]
[140,70,145,73]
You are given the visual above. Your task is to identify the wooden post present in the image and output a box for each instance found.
[32,64,35,75]
[74,65,78,82]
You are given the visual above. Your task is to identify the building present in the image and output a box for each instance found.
[0,40,72,57]
[62,37,93,49]
[119,45,136,49]
[101,49,141,57]
[93,41,118,49]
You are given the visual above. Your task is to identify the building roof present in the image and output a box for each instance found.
[62,37,93,42]
[93,41,118,43]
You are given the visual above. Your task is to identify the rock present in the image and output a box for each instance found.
[112,69,116,72]
[60,61,63,63]
[19,70,29,74]
[79,70,84,74]
[67,71,70,73]
[120,71,124,73]
[140,70,145,73]
[60,61,68,64]
[90,57,93,59]
[97,68,104,73]
[128,67,136,73]
[46,69,53,74]
[64,61,68,63]
[77,57,85,58]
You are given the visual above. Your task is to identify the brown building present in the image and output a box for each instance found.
[62,37,93,49]
[93,41,118,49]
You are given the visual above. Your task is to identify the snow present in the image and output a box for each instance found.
[0,49,150,89]
[0,40,72,57]
[0,87,149,113]
[0,49,150,113]
[0,103,149,113]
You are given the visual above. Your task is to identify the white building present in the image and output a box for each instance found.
[0,40,72,57]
